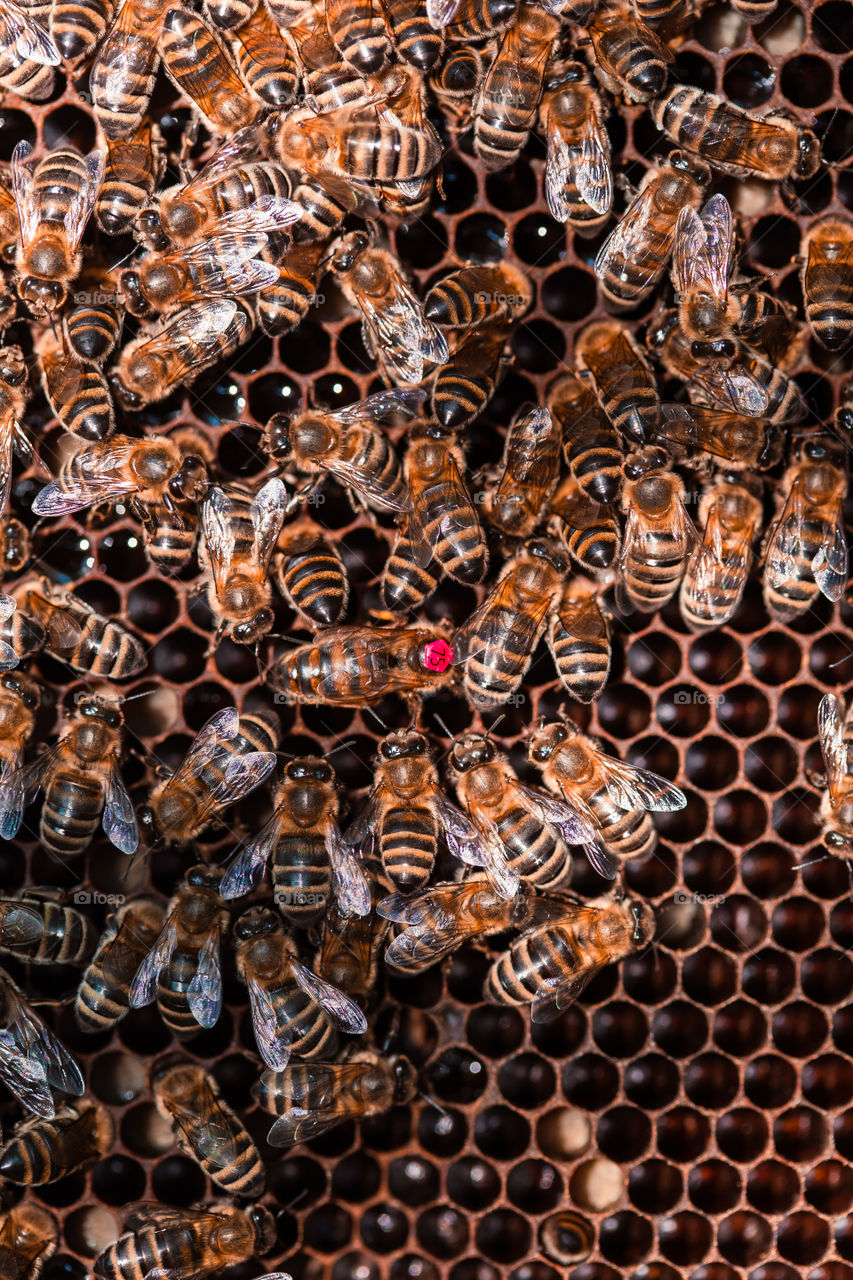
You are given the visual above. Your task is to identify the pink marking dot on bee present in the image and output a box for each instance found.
[423,639,453,673]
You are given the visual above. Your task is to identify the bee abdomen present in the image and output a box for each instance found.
[71,621,146,678]
[464,638,531,709]
[36,901,97,964]
[498,808,568,887]
[51,0,113,63]
[157,953,199,1036]
[623,535,687,610]
[589,792,656,859]
[273,838,331,927]
[281,987,340,1058]
[549,623,611,704]
[381,806,436,891]
[566,437,623,505]
[432,365,491,431]
[424,499,487,584]
[276,546,348,625]
[382,528,438,612]
[41,773,103,858]
[76,967,126,1032]
[488,927,578,1004]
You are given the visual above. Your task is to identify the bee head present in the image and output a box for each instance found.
[248,1206,277,1253]
[74,692,121,728]
[119,270,153,319]
[796,128,822,180]
[450,732,495,772]
[233,608,275,645]
[234,905,280,939]
[20,276,65,316]
[392,1054,418,1103]
[380,730,430,761]
[528,537,570,574]
[528,720,568,763]
[331,232,369,274]
[109,370,142,415]
[0,346,26,386]
[285,758,333,783]
[0,671,38,709]
[135,208,170,251]
[186,863,223,891]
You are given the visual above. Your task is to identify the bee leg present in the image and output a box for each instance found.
[806,768,827,790]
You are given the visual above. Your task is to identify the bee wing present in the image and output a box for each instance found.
[594,181,658,282]
[186,127,261,194]
[765,477,806,591]
[290,962,368,1035]
[187,934,222,1029]
[433,789,520,899]
[384,922,466,969]
[0,749,53,839]
[201,486,236,598]
[0,0,60,64]
[453,572,552,669]
[251,477,288,573]
[692,363,769,418]
[268,1107,341,1147]
[65,151,105,255]
[129,915,178,1009]
[102,762,139,855]
[673,194,733,302]
[214,194,302,237]
[343,792,380,859]
[811,496,848,602]
[0,408,20,513]
[25,590,83,654]
[0,900,44,946]
[207,751,277,809]
[248,976,291,1072]
[166,1084,245,1170]
[426,0,461,26]
[530,961,605,1024]
[325,822,371,917]
[512,780,599,846]
[546,112,612,221]
[356,276,448,383]
[330,387,427,427]
[175,706,240,781]
[136,301,241,389]
[0,981,84,1103]
[167,233,282,296]
[407,447,475,570]
[32,439,141,515]
[10,142,38,250]
[598,754,687,812]
[0,1030,55,1117]
[819,693,850,803]
[328,454,409,513]
[220,813,283,899]
[687,502,751,611]
[656,403,780,468]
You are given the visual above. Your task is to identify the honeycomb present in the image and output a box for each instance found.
[4,2,853,1279]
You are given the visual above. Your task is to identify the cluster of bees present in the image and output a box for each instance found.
[0,0,851,1268]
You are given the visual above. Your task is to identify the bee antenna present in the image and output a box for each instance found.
[327,737,357,758]
[119,687,157,704]
[829,653,853,669]
[433,713,455,740]
[419,1088,448,1117]
[365,705,389,731]
[797,852,833,870]
[483,713,506,741]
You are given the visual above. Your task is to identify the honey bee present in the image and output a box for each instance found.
[0,517,29,574]
[256,1050,417,1146]
[152,1060,265,1198]
[315,852,391,1002]
[381,526,440,613]
[584,3,674,102]
[448,731,595,889]
[763,433,848,623]
[453,538,569,713]
[287,3,368,112]
[429,45,490,126]
[11,577,146,679]
[10,141,103,317]
[199,477,287,646]
[221,756,369,926]
[486,891,655,1020]
[548,372,622,506]
[0,1101,113,1184]
[0,595,38,670]
[346,727,505,892]
[594,151,708,308]
[529,716,686,878]
[326,0,391,72]
[679,474,762,632]
[549,474,621,574]
[431,320,511,430]
[485,404,561,538]
[273,518,349,627]
[137,707,278,848]
[205,0,260,27]
[0,344,32,511]
[110,299,255,411]
[799,218,853,351]
[651,86,821,184]
[93,1204,277,1280]
[424,261,532,328]
[159,7,260,132]
[537,60,612,232]
[37,329,115,440]
[0,692,138,858]
[401,427,488,585]
[128,865,227,1035]
[574,320,661,445]
[50,0,115,63]
[264,387,420,514]
[75,898,166,1033]
[0,670,40,782]
[0,1203,57,1280]
[0,968,84,1117]
[256,238,328,336]
[473,3,559,171]
[445,0,514,41]
[330,232,448,384]
[671,192,739,357]
[32,434,211,574]
[228,3,299,106]
[0,891,97,966]
[649,403,784,472]
[233,905,367,1070]
[617,446,698,614]
[816,691,853,861]
[549,577,613,703]
[90,0,169,140]
[385,0,443,69]
[0,0,60,101]
[64,276,122,365]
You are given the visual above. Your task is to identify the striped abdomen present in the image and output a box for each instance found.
[65,617,146,678]
[383,0,442,68]
[382,527,438,612]
[96,1225,200,1280]
[487,926,579,1005]
[588,785,656,860]
[179,1114,264,1197]
[91,8,164,140]
[591,21,668,100]
[157,949,203,1035]
[277,982,340,1058]
[564,428,623,505]
[275,539,348,626]
[231,8,297,106]
[0,57,54,98]
[475,62,542,170]
[40,767,104,858]
[51,0,115,62]
[560,513,620,572]
[336,121,439,181]
[496,805,569,887]
[342,428,408,510]
[463,613,540,710]
[412,478,486,584]
[28,901,97,964]
[98,126,160,235]
[159,8,257,132]
[548,612,610,704]
[325,0,390,73]
[65,300,121,364]
[432,327,505,430]
[764,520,825,621]
[622,528,688,611]
[380,802,436,891]
[273,836,331,927]
[43,352,115,440]
[143,500,199,573]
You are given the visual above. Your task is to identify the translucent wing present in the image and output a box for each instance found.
[187,935,222,1029]
[247,974,291,1071]
[201,486,236,598]
[545,110,611,221]
[207,751,278,808]
[65,151,105,255]
[0,1029,55,1117]
[173,232,285,296]
[268,1107,341,1146]
[655,403,782,469]
[594,181,662,285]
[355,273,448,383]
[426,0,461,25]
[220,813,283,900]
[213,195,302,237]
[129,915,178,1008]
[132,301,241,391]
[0,749,51,838]
[811,498,848,602]
[251,477,288,572]
[684,504,751,619]
[673,194,733,303]
[10,141,38,250]
[509,779,597,845]
[329,387,427,426]
[185,127,262,195]
[291,962,368,1034]
[164,1079,243,1169]
[0,900,43,946]
[598,754,687,811]
[0,410,26,514]
[326,452,409,512]
[433,790,519,899]
[0,593,16,669]
[530,962,604,1023]
[103,763,139,854]
[819,692,850,803]
[0,0,61,64]
[453,571,553,674]
[692,362,769,418]
[325,822,371,917]
[407,445,476,569]
[765,477,805,591]
[174,707,240,781]
[0,979,84,1108]
[32,439,140,516]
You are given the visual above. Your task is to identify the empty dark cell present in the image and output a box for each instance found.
[652,1001,708,1058]
[628,635,682,685]
[773,787,821,845]
[456,214,508,263]
[832,900,853,950]
[717,1108,769,1162]
[506,1160,562,1214]
[745,737,798,791]
[745,1053,797,1108]
[804,948,853,1003]
[802,1054,853,1107]
[712,896,768,953]
[742,843,796,898]
[723,53,775,106]
[657,1107,711,1162]
[194,371,249,426]
[446,948,491,1004]
[417,1207,470,1259]
[628,1160,683,1214]
[150,626,208,681]
[685,1053,739,1109]
[448,1262,497,1280]
[563,1054,620,1110]
[804,853,851,900]
[312,373,361,410]
[713,1000,767,1056]
[839,1218,853,1263]
[811,1266,853,1280]
[334,322,373,375]
[749,216,801,271]
[688,633,742,684]
[277,321,330,373]
[437,157,478,214]
[714,790,767,843]
[659,1212,713,1266]
[716,684,770,736]
[598,684,653,735]
[418,1107,467,1157]
[466,1006,525,1058]
[718,1213,773,1266]
[215,425,265,477]
[683,841,737,895]
[814,0,853,49]
[98,530,148,582]
[334,1253,380,1280]
[361,1107,412,1152]
[387,1156,438,1207]
[305,1205,353,1253]
[149,1155,205,1207]
[127,580,180,632]
[654,792,708,847]
[541,267,598,321]
[360,1204,409,1253]
[622,949,677,1005]
[214,636,261,685]
[388,965,443,1010]
[685,736,738,788]
[819,107,853,164]
[447,1157,501,1210]
[476,1211,531,1265]
[807,1160,853,1214]
[657,685,710,735]
[274,1155,328,1207]
[682,949,736,1006]
[747,1160,800,1214]
[395,216,448,270]
[34,1174,85,1209]
[624,1054,680,1108]
[475,1106,529,1159]
[777,1214,830,1265]
[597,1107,652,1161]
[511,320,565,372]
[782,53,833,104]
[774,1106,828,1162]
[773,1001,828,1056]
[486,162,538,211]
[0,111,35,161]
[749,1267,799,1280]
[598,1212,652,1266]
[773,896,825,950]
[42,104,95,151]
[530,1005,587,1056]
[498,1054,555,1107]
[591,1001,648,1057]
[689,1160,741,1213]
[513,214,566,267]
